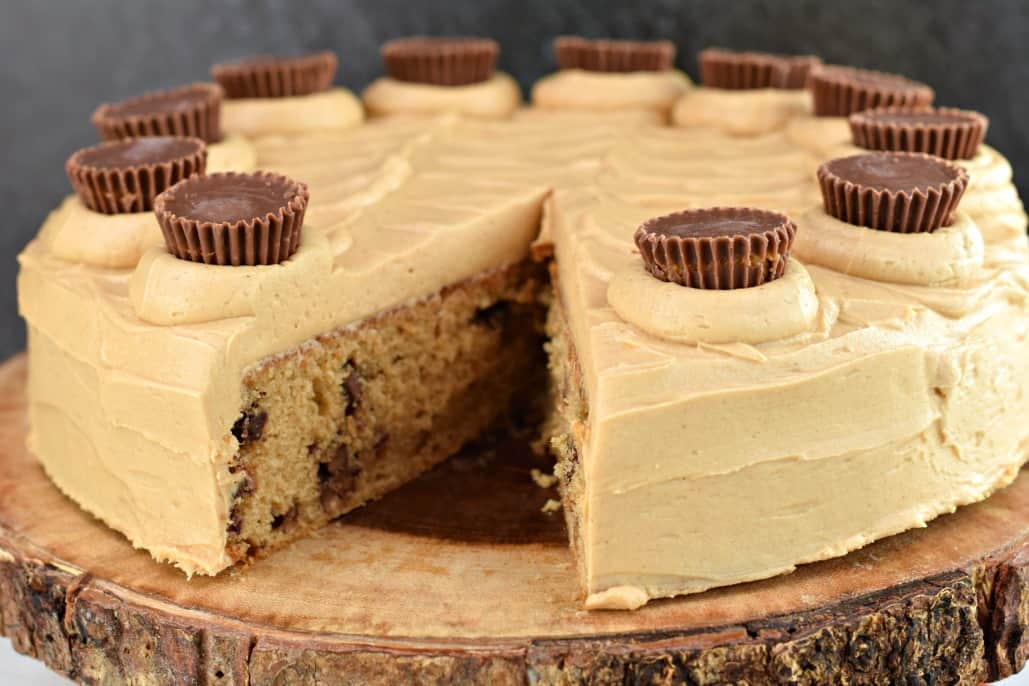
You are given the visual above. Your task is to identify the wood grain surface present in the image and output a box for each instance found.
[0,353,1027,684]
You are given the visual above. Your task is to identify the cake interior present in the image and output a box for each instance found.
[225,258,547,564]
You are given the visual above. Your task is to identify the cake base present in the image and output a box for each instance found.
[0,355,1027,685]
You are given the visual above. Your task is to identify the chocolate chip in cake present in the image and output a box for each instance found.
[341,363,363,417]
[232,406,267,446]
[319,443,363,515]
[473,300,511,329]
[270,505,298,531]
[227,510,242,535]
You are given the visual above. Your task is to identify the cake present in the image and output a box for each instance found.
[17,42,1029,610]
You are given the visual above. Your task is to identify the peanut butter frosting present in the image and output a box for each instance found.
[222,88,364,137]
[18,95,1029,614]
[362,73,522,119]
[672,87,811,135]
[531,69,692,121]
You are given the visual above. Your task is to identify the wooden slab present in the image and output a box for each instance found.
[0,353,1028,685]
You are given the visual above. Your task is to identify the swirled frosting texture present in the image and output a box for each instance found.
[17,105,1029,613]
[362,74,521,119]
[607,258,819,343]
[222,88,364,137]
[531,69,692,120]
[672,87,811,135]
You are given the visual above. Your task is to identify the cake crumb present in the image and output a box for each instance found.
[541,498,562,514]
[531,468,558,489]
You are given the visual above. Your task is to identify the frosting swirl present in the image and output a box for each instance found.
[672,87,811,136]
[794,207,984,286]
[608,258,819,344]
[222,88,364,137]
[786,115,851,157]
[362,73,521,119]
[129,226,332,325]
[531,69,691,120]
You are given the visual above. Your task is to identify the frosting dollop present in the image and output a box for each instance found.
[531,69,691,120]
[129,225,332,325]
[362,73,521,119]
[608,258,819,344]
[794,207,985,286]
[222,88,364,137]
[45,196,163,268]
[786,115,851,157]
[672,87,811,136]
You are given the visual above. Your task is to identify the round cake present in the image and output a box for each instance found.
[16,41,1029,614]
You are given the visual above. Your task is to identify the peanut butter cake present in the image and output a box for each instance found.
[17,46,1029,610]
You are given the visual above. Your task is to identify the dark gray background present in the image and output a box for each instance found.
[2,0,1027,358]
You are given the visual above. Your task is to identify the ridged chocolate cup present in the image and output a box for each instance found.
[810,66,934,117]
[849,106,988,160]
[154,171,309,266]
[554,36,675,73]
[817,152,968,233]
[91,83,223,143]
[382,37,498,86]
[65,137,207,215]
[699,48,821,89]
[211,51,338,99]
[634,207,796,289]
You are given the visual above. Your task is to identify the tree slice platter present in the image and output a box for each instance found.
[0,354,1028,685]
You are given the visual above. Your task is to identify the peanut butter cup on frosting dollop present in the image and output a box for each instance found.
[818,152,968,233]
[91,83,223,143]
[211,51,338,99]
[849,106,988,160]
[810,66,934,116]
[634,207,796,289]
[381,37,499,86]
[699,48,820,89]
[65,136,207,215]
[154,171,309,266]
[554,36,675,72]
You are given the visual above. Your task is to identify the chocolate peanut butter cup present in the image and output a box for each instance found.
[212,51,338,99]
[65,137,207,215]
[154,171,309,266]
[554,36,675,73]
[634,207,796,289]
[817,152,968,233]
[381,37,499,86]
[91,83,223,143]
[699,48,820,89]
[849,106,988,160]
[810,66,934,117]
